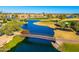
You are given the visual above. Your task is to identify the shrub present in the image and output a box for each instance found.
[0,20,24,36]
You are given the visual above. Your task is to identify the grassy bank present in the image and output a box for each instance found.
[59,43,79,52]
[29,18,48,20]
[0,35,25,52]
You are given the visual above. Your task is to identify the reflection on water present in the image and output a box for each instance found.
[9,37,59,52]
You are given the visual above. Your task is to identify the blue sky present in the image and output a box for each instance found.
[0,6,79,13]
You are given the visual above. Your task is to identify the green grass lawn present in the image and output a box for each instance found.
[59,43,79,52]
[29,18,48,20]
[0,35,25,52]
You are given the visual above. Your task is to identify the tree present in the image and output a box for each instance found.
[58,14,66,20]
[60,22,66,29]
[47,14,53,18]
[0,14,7,23]
[58,21,70,29]
[75,22,79,31]
[11,14,18,19]
[0,20,23,36]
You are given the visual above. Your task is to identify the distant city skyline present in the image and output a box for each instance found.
[0,6,79,13]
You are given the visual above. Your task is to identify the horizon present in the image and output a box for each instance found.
[0,6,79,13]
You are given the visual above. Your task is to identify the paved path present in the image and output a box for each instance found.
[56,38,79,43]
[0,35,14,47]
[0,32,20,47]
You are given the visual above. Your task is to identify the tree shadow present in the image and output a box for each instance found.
[54,28,73,32]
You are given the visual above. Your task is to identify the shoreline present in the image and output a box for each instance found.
[34,21,79,51]
[34,21,79,41]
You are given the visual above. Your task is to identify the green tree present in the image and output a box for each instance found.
[75,22,79,31]
[0,20,23,36]
[59,14,66,20]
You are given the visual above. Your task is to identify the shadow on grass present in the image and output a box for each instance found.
[54,28,73,32]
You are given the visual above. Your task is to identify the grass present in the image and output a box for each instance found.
[36,21,79,40]
[59,43,79,52]
[29,18,48,20]
[0,35,25,52]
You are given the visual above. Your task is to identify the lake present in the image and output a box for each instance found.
[9,20,59,52]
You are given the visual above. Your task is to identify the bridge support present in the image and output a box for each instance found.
[52,40,63,49]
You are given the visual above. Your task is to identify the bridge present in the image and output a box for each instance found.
[20,33,56,42]
[20,33,65,49]
[20,33,79,49]
[20,33,61,48]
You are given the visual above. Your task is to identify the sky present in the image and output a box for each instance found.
[0,6,79,13]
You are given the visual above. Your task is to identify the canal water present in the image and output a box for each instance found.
[9,20,59,52]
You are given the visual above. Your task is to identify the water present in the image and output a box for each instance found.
[9,20,59,52]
